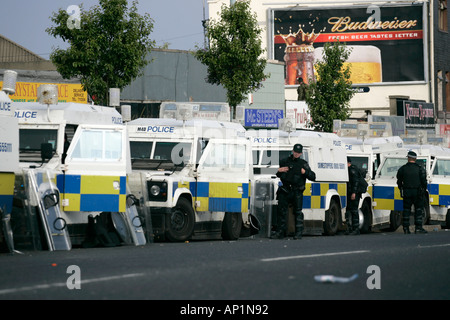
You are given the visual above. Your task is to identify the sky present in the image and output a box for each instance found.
[0,0,209,59]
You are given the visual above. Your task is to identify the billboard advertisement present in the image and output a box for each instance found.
[403,100,434,128]
[270,4,426,86]
[0,81,88,103]
[245,108,283,127]
[286,100,312,129]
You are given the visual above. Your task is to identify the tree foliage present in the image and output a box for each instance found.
[46,0,154,105]
[194,0,268,118]
[305,41,355,132]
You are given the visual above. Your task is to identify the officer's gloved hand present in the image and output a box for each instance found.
[399,188,403,198]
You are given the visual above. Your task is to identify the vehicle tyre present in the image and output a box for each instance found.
[324,199,339,236]
[222,212,242,240]
[445,209,450,229]
[360,200,372,234]
[166,197,195,242]
[388,210,402,231]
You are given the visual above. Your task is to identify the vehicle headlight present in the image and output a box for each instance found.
[147,181,168,202]
[150,185,161,196]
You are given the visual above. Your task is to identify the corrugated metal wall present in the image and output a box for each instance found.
[121,49,285,112]
[121,49,227,103]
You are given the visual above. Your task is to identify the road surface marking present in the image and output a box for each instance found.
[418,243,450,249]
[261,250,370,262]
[0,273,145,295]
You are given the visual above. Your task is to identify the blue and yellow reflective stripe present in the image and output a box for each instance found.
[57,174,127,212]
[303,182,347,209]
[372,185,403,210]
[173,181,249,213]
[428,184,450,206]
[0,173,15,213]
[374,184,450,209]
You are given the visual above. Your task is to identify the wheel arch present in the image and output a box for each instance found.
[172,188,193,208]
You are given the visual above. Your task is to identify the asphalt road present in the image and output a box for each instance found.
[0,229,449,306]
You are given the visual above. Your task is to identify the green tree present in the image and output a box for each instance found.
[306,40,354,132]
[194,0,268,119]
[46,0,154,106]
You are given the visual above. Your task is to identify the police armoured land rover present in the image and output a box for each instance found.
[11,84,138,250]
[374,142,450,230]
[127,102,254,241]
[0,71,19,253]
[336,120,405,232]
[246,118,348,236]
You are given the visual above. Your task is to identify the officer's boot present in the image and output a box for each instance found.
[414,208,427,234]
[402,210,411,234]
[293,211,304,240]
[349,209,360,235]
[270,225,286,239]
[271,212,287,239]
[415,226,427,234]
[345,210,352,235]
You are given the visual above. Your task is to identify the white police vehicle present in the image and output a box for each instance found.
[402,134,450,228]
[127,102,254,241]
[337,120,405,232]
[11,85,140,250]
[428,152,450,228]
[0,71,19,253]
[246,119,348,236]
[373,144,450,230]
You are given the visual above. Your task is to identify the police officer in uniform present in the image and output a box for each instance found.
[346,157,361,235]
[271,144,316,239]
[396,151,428,234]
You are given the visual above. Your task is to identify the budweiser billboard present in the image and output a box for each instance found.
[270,4,426,86]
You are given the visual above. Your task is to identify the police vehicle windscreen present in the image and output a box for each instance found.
[252,150,259,165]
[130,141,153,159]
[261,150,293,166]
[19,129,57,162]
[202,143,246,169]
[154,142,191,164]
[380,158,427,177]
[379,158,404,177]
[71,129,122,160]
[253,150,308,175]
[130,141,193,170]
[433,159,450,176]
[416,159,427,170]
[348,156,369,176]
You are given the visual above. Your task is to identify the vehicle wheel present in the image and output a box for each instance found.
[166,197,195,242]
[324,199,339,236]
[360,200,372,234]
[222,212,242,240]
[388,210,402,231]
[445,209,450,229]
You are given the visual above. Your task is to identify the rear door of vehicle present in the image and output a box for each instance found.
[195,138,251,214]
[59,124,130,213]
